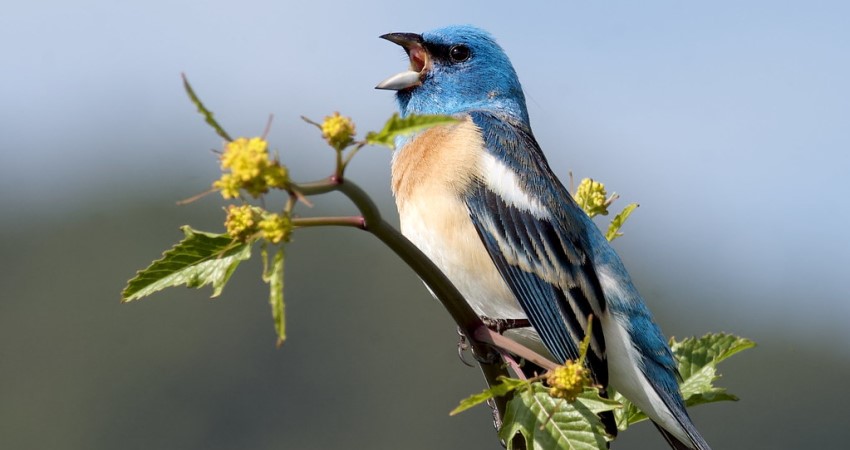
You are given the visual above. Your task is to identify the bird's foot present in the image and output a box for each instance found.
[456,327,500,365]
[481,316,531,334]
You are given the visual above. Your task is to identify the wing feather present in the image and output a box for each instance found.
[465,111,608,383]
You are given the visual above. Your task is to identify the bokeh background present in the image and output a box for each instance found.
[3,1,848,449]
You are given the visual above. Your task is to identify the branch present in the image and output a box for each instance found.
[297,177,511,423]
[289,176,558,434]
[338,180,483,331]
[291,177,341,196]
[293,176,491,331]
[292,216,365,229]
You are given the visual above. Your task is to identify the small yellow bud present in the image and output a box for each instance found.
[221,137,270,182]
[241,177,270,198]
[320,112,356,151]
[224,204,257,241]
[259,212,292,244]
[215,137,288,199]
[574,178,609,218]
[213,174,241,199]
[545,361,591,402]
[263,163,290,190]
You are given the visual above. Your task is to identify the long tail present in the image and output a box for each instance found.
[653,420,711,450]
[648,382,712,450]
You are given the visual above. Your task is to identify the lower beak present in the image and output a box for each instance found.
[375,32,430,91]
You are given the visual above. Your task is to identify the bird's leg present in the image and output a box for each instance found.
[481,319,549,380]
[481,316,531,334]
[456,326,501,364]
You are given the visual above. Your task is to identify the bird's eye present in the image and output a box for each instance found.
[449,45,471,62]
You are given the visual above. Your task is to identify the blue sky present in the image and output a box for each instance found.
[3,1,849,343]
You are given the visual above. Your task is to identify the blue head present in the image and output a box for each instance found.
[376,25,529,124]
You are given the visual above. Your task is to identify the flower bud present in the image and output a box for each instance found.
[321,112,356,151]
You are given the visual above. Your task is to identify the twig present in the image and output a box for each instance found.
[295,176,514,424]
[292,216,365,229]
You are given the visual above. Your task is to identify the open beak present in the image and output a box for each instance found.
[375,32,430,90]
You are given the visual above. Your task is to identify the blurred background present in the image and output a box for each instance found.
[2,1,848,449]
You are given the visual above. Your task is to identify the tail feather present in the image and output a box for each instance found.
[647,383,712,450]
[648,381,712,450]
[647,391,711,450]
[653,421,697,450]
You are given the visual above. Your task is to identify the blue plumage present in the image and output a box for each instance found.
[395,27,529,123]
[378,25,711,450]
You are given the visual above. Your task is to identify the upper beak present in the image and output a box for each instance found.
[375,32,430,90]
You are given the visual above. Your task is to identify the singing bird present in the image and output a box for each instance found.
[376,25,711,450]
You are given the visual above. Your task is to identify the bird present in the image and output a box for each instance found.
[375,25,711,450]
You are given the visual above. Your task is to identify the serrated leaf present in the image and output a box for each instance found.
[262,246,286,347]
[683,391,739,407]
[673,333,755,406]
[122,226,251,302]
[365,113,458,148]
[613,333,754,429]
[605,203,639,242]
[451,376,527,416]
[182,73,232,142]
[500,384,618,450]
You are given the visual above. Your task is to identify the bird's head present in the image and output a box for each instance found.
[376,25,529,124]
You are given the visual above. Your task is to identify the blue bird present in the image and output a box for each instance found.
[376,25,711,450]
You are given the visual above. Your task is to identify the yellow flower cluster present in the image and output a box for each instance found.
[321,112,356,151]
[546,360,591,402]
[224,204,258,242]
[258,213,292,244]
[224,205,292,244]
[574,178,609,218]
[213,137,289,199]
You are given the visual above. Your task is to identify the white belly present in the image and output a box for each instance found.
[398,195,526,320]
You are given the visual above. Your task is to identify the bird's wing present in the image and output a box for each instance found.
[463,111,609,383]
[463,111,712,448]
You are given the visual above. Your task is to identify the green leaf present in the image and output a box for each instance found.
[500,384,618,450]
[451,376,527,416]
[673,333,755,407]
[365,113,459,148]
[605,203,638,242]
[613,333,754,430]
[262,246,286,347]
[122,226,251,302]
[612,392,646,430]
[182,73,233,142]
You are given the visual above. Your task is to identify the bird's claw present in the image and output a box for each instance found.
[456,327,500,365]
[456,328,475,367]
